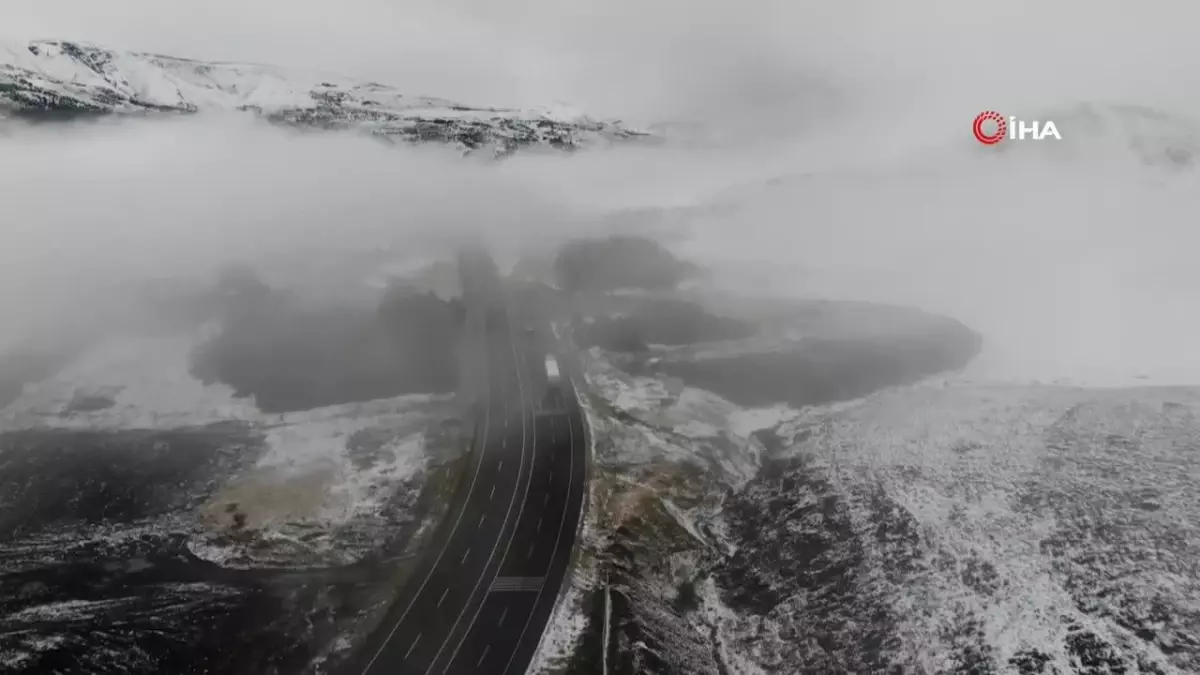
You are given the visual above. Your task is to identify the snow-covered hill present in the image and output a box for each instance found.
[545,350,1200,675]
[0,39,648,155]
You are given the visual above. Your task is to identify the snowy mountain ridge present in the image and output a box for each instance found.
[0,39,649,155]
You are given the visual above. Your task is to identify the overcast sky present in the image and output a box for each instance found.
[3,1,1200,384]
[5,0,1199,120]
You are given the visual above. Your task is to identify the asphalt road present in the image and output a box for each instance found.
[345,249,587,675]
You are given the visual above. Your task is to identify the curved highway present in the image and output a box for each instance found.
[344,248,587,675]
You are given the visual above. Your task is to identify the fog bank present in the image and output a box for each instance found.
[3,0,1200,385]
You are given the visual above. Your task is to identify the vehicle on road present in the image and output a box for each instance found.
[545,355,561,384]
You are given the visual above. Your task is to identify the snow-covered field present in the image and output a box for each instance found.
[1,334,262,431]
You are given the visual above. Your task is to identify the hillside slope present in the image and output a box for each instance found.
[0,39,648,155]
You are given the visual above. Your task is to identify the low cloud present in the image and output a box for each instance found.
[3,0,1200,384]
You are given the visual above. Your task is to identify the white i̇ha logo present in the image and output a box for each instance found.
[973,111,1062,145]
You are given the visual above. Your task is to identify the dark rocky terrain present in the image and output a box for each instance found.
[0,420,457,675]
[0,263,468,674]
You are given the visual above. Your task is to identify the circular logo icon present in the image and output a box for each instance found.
[972,111,1006,145]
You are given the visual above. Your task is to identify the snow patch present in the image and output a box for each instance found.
[660,498,707,546]
[587,351,787,445]
[190,398,437,567]
[0,334,258,431]
[727,406,791,438]
[527,560,597,674]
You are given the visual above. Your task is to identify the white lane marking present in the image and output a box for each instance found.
[478,513,486,528]
[527,543,535,559]
[500,409,580,675]
[403,633,422,660]
[476,645,490,667]
[489,576,544,591]
[543,494,549,505]
[358,314,495,675]
[432,295,536,675]
[498,606,508,626]
[549,469,554,482]
[489,485,496,501]
[498,459,504,471]
[537,517,543,532]
[461,548,471,565]
[437,588,449,607]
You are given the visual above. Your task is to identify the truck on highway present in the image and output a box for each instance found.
[544,355,562,384]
